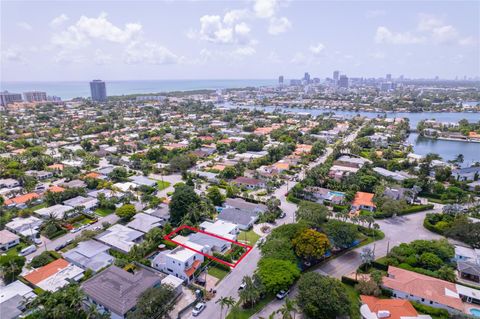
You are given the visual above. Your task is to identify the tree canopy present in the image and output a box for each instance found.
[256,258,300,294]
[297,272,350,319]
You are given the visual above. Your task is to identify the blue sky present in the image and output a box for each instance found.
[1,0,478,81]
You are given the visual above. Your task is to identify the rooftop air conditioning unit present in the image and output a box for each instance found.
[377,310,391,318]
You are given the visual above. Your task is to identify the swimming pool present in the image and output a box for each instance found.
[329,191,345,197]
[470,308,480,317]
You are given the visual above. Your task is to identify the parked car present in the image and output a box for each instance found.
[192,302,206,316]
[276,289,289,300]
[54,244,65,251]
[19,245,37,256]
[33,237,42,245]
[238,282,246,290]
[279,212,286,218]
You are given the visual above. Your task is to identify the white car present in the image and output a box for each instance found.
[33,237,42,245]
[192,302,206,316]
[276,289,289,300]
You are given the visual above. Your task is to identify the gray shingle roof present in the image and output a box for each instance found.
[81,265,165,316]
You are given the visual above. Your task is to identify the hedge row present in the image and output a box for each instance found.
[411,301,450,319]
[374,204,434,219]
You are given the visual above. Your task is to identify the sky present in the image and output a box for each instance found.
[1,0,479,81]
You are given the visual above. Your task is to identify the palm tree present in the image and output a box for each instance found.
[239,276,258,308]
[277,298,298,319]
[216,296,235,319]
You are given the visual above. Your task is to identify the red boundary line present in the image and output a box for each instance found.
[163,224,253,268]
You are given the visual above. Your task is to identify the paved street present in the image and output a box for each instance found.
[194,147,334,319]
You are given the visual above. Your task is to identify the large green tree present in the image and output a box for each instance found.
[115,204,136,221]
[169,184,200,225]
[295,201,328,226]
[292,229,330,261]
[256,258,300,294]
[297,272,350,319]
[323,220,358,249]
[127,285,175,319]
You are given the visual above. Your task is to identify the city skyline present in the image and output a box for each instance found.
[1,0,479,81]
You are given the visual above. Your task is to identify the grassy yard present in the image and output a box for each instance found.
[95,207,114,217]
[238,229,260,246]
[5,242,27,257]
[342,283,361,319]
[30,202,48,211]
[157,180,171,191]
[226,294,275,319]
[208,265,229,281]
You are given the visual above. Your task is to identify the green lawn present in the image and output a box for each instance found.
[342,283,361,319]
[238,229,260,246]
[226,294,275,319]
[157,180,171,191]
[30,202,48,211]
[5,242,27,257]
[208,265,229,281]
[95,207,114,217]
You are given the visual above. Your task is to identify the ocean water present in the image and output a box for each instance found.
[0,79,277,100]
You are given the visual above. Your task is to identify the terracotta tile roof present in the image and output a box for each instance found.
[212,165,226,171]
[184,260,201,277]
[24,259,70,285]
[48,164,64,170]
[48,186,65,193]
[352,192,376,208]
[273,162,290,170]
[84,172,101,179]
[360,295,418,319]
[4,193,40,206]
[383,266,464,311]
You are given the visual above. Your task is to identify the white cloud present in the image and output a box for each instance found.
[50,14,69,28]
[365,10,386,18]
[290,52,307,64]
[417,14,474,45]
[194,14,251,45]
[1,47,26,63]
[17,22,32,31]
[254,0,278,19]
[93,49,113,65]
[459,36,477,46]
[268,17,291,35]
[124,41,180,65]
[309,43,325,55]
[233,46,256,57]
[374,26,425,44]
[51,12,142,49]
[223,9,248,25]
[268,51,282,63]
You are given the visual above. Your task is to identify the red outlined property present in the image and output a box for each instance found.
[163,225,253,268]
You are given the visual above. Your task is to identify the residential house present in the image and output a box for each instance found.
[61,179,87,189]
[0,178,20,188]
[63,196,98,211]
[153,243,205,282]
[199,220,239,240]
[35,204,73,219]
[63,240,113,272]
[232,176,266,190]
[0,280,36,319]
[129,175,157,188]
[4,193,40,208]
[224,198,267,214]
[452,167,480,181]
[352,192,376,212]
[5,216,43,239]
[126,213,163,233]
[0,229,20,251]
[303,187,346,205]
[382,266,480,314]
[457,262,480,285]
[96,224,144,254]
[81,265,166,319]
[23,259,84,292]
[360,295,432,319]
[217,208,259,230]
